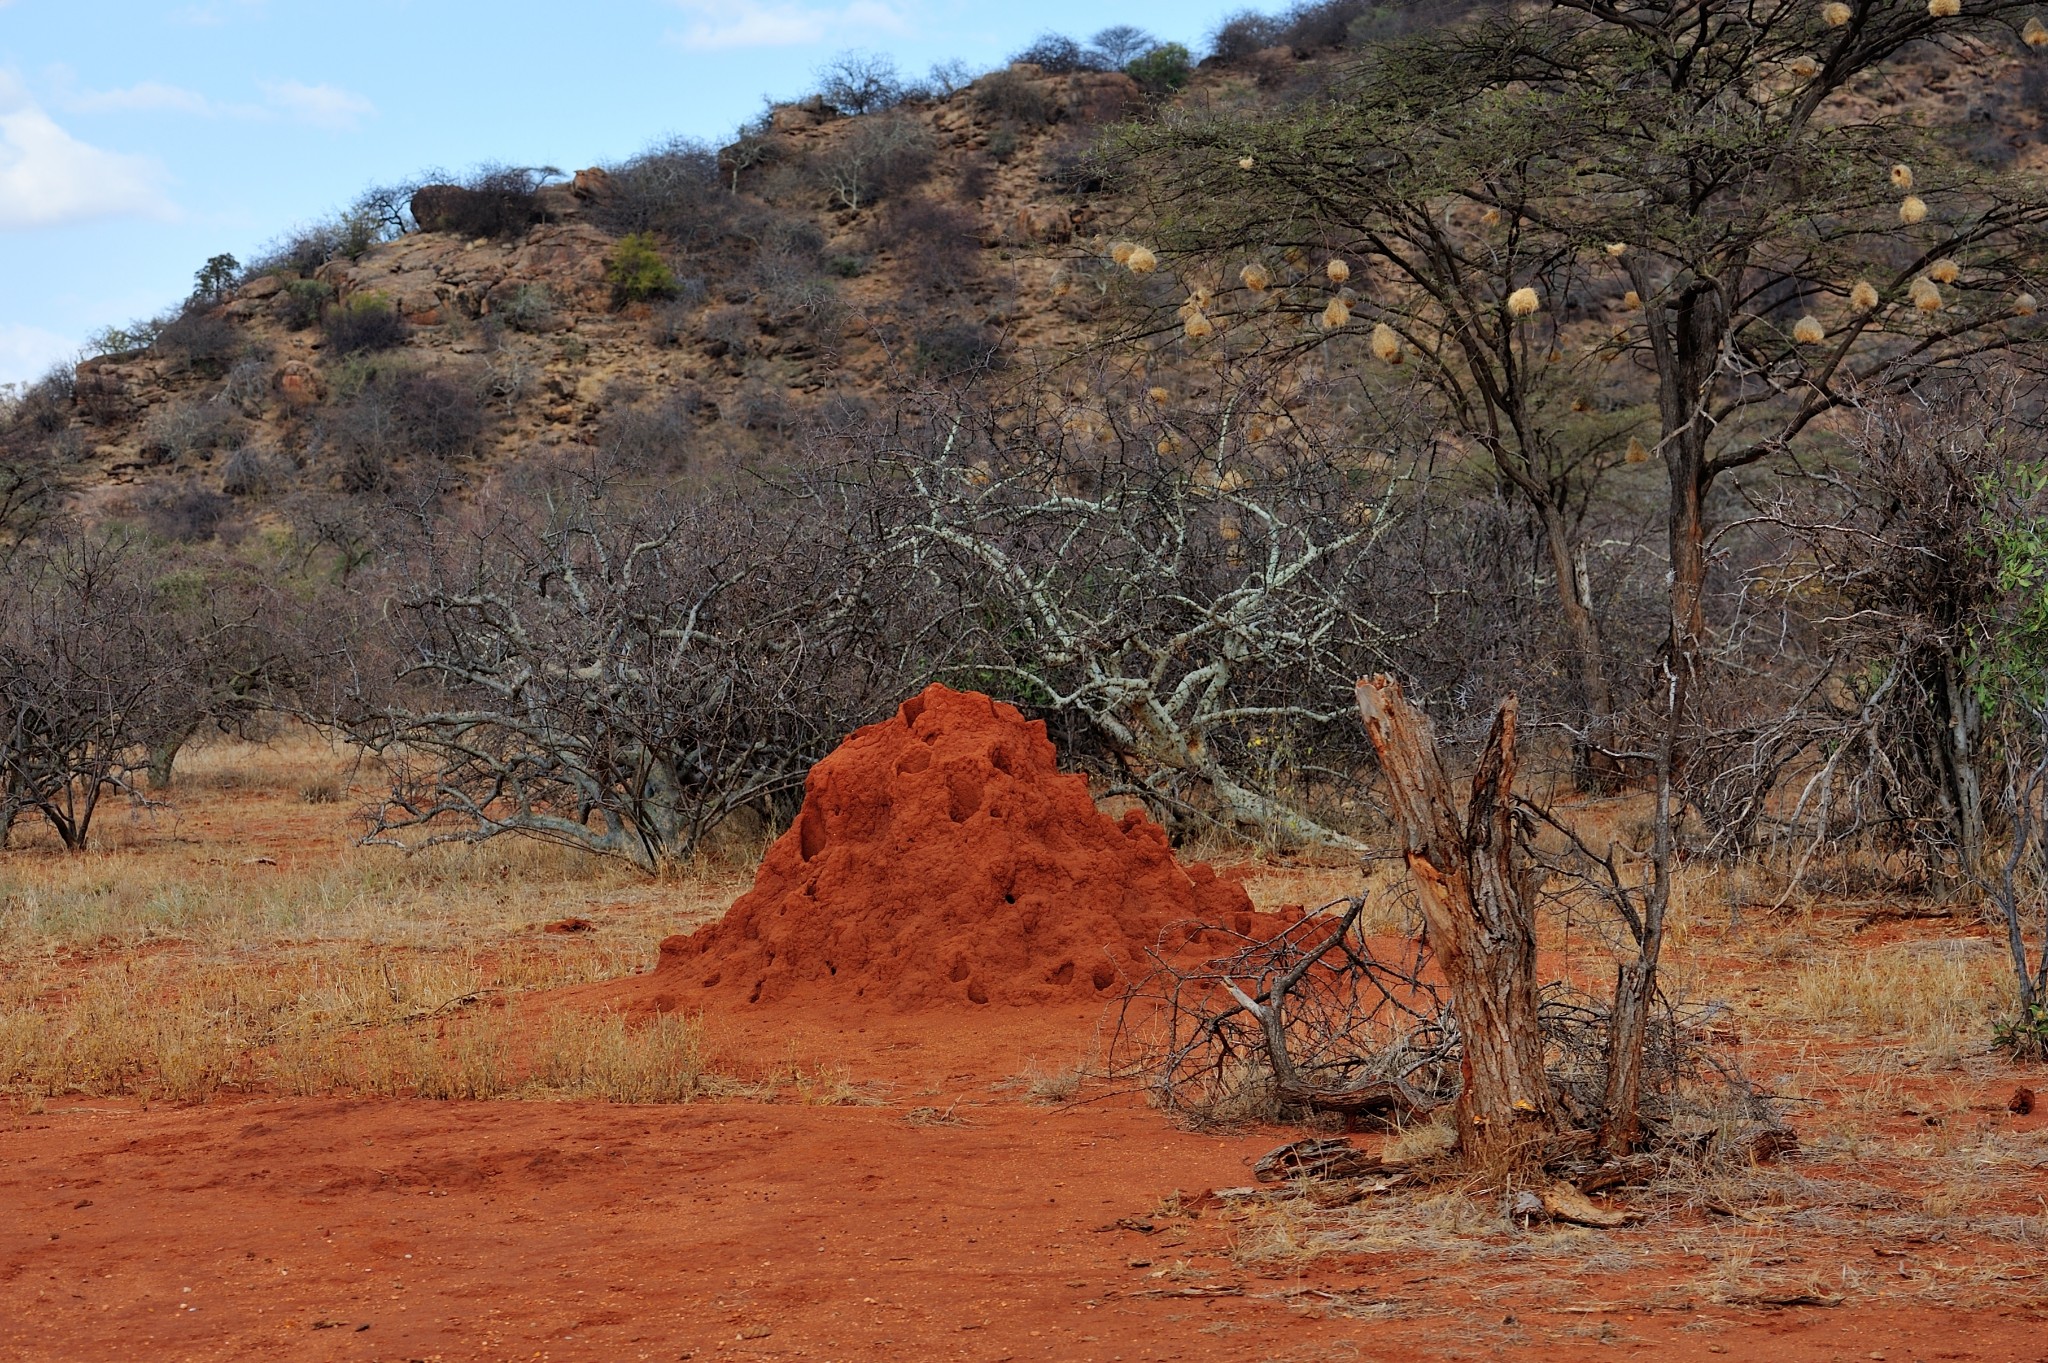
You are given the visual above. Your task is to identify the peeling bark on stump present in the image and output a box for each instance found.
[1356,676,1554,1174]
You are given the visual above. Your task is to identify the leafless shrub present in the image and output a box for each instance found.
[219,447,279,498]
[598,397,701,473]
[342,471,947,873]
[0,536,238,845]
[697,305,756,357]
[156,308,241,377]
[870,197,980,279]
[973,69,1056,124]
[322,294,407,355]
[805,113,933,212]
[815,51,906,115]
[383,369,485,459]
[139,400,236,466]
[852,381,1406,849]
[1759,382,2039,887]
[137,481,233,544]
[10,367,74,435]
[495,283,554,334]
[219,358,271,414]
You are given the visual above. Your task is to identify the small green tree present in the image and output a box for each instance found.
[191,253,240,304]
[604,233,678,305]
[1125,42,1192,97]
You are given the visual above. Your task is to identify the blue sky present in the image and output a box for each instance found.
[0,0,1251,387]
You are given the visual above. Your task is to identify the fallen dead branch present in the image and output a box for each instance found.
[1108,895,1458,1126]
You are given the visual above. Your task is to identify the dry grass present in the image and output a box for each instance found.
[0,733,750,1106]
[1774,939,2008,1057]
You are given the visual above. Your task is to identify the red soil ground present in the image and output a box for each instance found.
[6,715,2046,1360]
[4,1007,2044,1363]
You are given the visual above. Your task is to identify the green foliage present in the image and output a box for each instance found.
[1977,460,2048,709]
[86,320,165,358]
[281,279,334,330]
[191,253,240,304]
[604,233,678,305]
[1992,999,2048,1061]
[1124,43,1192,96]
[323,293,407,356]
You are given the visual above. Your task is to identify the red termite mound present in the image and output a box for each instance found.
[654,684,1255,1009]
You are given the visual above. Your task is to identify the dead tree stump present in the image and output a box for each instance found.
[1355,676,1555,1174]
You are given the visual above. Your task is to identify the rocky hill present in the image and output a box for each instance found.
[11,21,2048,543]
[39,62,1164,538]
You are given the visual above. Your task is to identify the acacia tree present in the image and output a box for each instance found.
[1116,0,2048,1151]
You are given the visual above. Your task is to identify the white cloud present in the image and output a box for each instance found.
[0,324,81,389]
[63,79,221,116]
[256,79,374,131]
[0,75,173,229]
[667,0,910,51]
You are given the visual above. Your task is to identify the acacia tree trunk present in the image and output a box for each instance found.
[1930,657,1987,882]
[1597,274,1727,1157]
[1355,676,1554,1174]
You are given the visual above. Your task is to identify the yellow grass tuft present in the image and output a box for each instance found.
[1929,257,1960,284]
[1792,315,1827,345]
[1370,322,1403,363]
[1506,286,1541,317]
[1782,942,2005,1054]
[1237,155,1255,169]
[1899,194,1928,225]
[1850,279,1880,311]
[1480,206,1501,226]
[1321,297,1351,329]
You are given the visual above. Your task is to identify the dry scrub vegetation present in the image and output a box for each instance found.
[0,734,752,1107]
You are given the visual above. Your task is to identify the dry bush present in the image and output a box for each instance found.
[139,399,237,466]
[804,113,933,212]
[973,68,1055,125]
[870,197,981,279]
